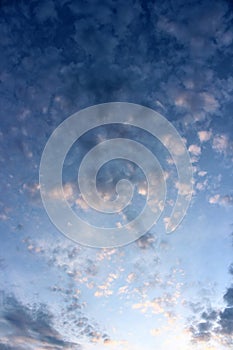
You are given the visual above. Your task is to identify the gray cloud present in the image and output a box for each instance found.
[0,287,109,347]
[0,257,5,270]
[135,232,157,250]
[189,286,233,344]
[223,287,233,307]
[201,310,218,321]
[0,1,233,349]
[219,307,233,335]
[229,264,233,275]
[0,292,80,349]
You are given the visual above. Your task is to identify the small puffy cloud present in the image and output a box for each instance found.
[200,92,219,113]
[23,182,40,195]
[188,144,201,156]
[137,183,147,196]
[135,232,156,249]
[221,30,233,46]
[220,195,233,206]
[0,213,8,221]
[209,194,220,204]
[132,300,164,314]
[75,196,89,211]
[196,179,208,191]
[117,286,128,295]
[94,289,113,297]
[48,183,75,201]
[22,183,41,205]
[198,171,207,177]
[212,134,229,154]
[126,272,136,284]
[94,272,120,298]
[209,194,233,206]
[198,131,212,143]
[171,88,219,120]
[132,292,180,316]
[160,134,186,156]
[175,181,193,197]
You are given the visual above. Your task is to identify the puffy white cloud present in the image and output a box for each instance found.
[188,144,201,156]
[47,183,75,201]
[175,181,193,196]
[126,272,136,284]
[160,134,187,156]
[209,194,221,204]
[209,194,233,206]
[212,134,229,154]
[198,131,212,143]
[198,171,207,177]
[200,92,219,113]
[75,196,89,211]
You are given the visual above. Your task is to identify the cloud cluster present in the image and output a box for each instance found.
[209,194,233,206]
[0,292,80,349]
[0,0,233,349]
[189,273,233,346]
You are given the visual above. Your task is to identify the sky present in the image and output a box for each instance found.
[0,0,233,349]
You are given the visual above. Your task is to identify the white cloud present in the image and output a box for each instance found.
[175,182,193,196]
[188,144,201,156]
[198,131,212,143]
[75,196,89,211]
[132,300,164,314]
[196,179,208,191]
[171,88,219,121]
[161,134,186,156]
[212,134,229,153]
[132,292,181,317]
[198,171,207,177]
[94,272,120,298]
[200,92,219,113]
[118,286,128,295]
[126,272,136,284]
[47,183,74,201]
[209,194,220,204]
[209,194,233,206]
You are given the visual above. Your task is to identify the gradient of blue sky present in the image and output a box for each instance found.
[0,0,233,349]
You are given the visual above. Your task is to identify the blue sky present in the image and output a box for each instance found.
[0,0,233,349]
